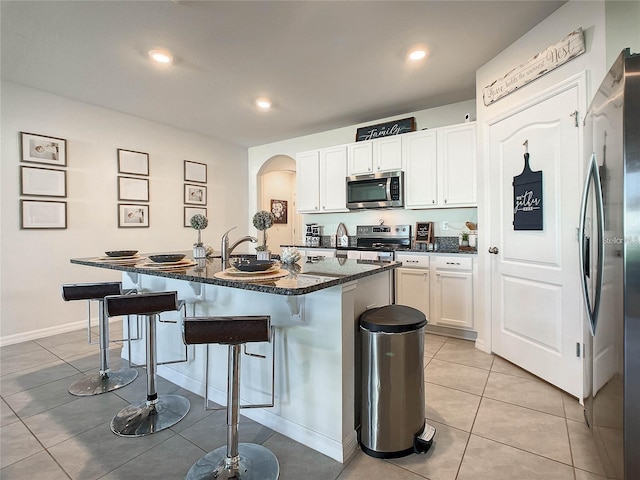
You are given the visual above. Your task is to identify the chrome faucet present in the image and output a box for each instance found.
[221,227,257,267]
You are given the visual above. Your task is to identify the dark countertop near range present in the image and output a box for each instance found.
[281,245,477,255]
[70,251,399,296]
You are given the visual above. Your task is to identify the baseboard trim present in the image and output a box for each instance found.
[425,324,477,341]
[0,317,120,347]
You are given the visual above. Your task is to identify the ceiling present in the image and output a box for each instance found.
[1,1,566,148]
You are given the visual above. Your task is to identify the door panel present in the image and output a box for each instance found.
[490,83,583,396]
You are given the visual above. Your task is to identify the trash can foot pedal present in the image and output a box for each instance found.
[414,423,436,454]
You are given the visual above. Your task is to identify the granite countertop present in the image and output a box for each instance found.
[281,245,477,255]
[70,251,399,296]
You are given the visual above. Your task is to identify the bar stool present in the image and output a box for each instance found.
[105,291,190,437]
[182,315,279,480]
[61,282,138,396]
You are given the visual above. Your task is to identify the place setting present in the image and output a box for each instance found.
[94,250,145,265]
[135,253,198,270]
[214,258,289,282]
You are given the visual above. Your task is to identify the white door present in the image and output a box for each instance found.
[402,130,438,208]
[319,145,349,212]
[489,82,583,397]
[439,123,477,206]
[296,150,320,213]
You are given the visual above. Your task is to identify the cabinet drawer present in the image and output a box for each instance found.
[395,253,430,269]
[434,256,472,271]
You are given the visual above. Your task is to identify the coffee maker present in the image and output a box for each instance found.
[305,223,321,247]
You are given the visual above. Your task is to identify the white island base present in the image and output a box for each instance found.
[119,269,393,463]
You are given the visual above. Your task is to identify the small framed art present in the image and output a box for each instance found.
[117,149,149,176]
[184,160,207,183]
[271,199,287,224]
[118,176,149,202]
[118,204,149,228]
[184,207,207,227]
[20,166,67,197]
[21,132,67,167]
[415,222,434,244]
[21,200,67,229]
[184,184,207,205]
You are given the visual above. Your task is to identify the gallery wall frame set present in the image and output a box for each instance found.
[116,149,150,228]
[183,161,208,227]
[19,132,68,229]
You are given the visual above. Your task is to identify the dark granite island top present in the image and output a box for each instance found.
[70,251,399,296]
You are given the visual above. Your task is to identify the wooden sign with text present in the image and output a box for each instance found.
[356,117,416,142]
[483,29,585,106]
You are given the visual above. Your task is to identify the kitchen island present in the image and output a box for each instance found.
[70,253,399,462]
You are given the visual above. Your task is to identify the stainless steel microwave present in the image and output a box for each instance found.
[346,171,404,209]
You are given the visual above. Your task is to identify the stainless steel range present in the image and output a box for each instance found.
[341,224,412,260]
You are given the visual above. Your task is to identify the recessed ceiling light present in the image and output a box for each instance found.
[255,98,272,110]
[148,49,173,64]
[408,48,427,62]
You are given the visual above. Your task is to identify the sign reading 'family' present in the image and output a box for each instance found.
[356,117,416,142]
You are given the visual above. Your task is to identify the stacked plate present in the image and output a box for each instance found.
[96,250,142,264]
[215,260,288,282]
[136,253,197,270]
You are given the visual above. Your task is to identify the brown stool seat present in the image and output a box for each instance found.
[61,282,138,396]
[182,315,279,480]
[183,316,270,345]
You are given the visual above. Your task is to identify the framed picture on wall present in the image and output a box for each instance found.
[184,160,207,183]
[21,200,67,229]
[118,176,149,202]
[184,184,207,205]
[117,149,149,176]
[20,132,67,167]
[270,199,287,224]
[184,207,207,227]
[20,166,67,197]
[118,204,149,228]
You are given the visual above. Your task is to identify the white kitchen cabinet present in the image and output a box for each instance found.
[395,253,430,319]
[402,129,438,207]
[439,123,477,206]
[402,122,477,209]
[347,136,402,176]
[296,146,348,213]
[431,256,473,329]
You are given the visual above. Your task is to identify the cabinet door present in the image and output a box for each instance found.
[296,150,320,213]
[431,270,473,329]
[396,268,430,319]
[319,145,349,212]
[439,123,477,206]
[347,141,373,175]
[402,130,438,208]
[374,136,402,172]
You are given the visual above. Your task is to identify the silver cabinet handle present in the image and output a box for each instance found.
[488,247,499,254]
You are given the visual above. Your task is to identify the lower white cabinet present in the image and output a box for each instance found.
[396,253,474,331]
[431,256,473,329]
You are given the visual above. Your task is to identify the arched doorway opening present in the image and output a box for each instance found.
[256,155,300,255]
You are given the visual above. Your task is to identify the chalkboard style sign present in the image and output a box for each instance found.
[415,222,433,244]
[513,151,543,230]
[356,117,416,142]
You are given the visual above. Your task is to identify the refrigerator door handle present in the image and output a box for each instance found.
[579,153,605,336]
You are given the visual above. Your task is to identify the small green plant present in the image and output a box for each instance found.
[461,232,469,242]
[190,214,208,246]
[252,210,275,251]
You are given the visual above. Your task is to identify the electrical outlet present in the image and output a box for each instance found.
[442,221,449,231]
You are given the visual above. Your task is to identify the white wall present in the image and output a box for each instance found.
[248,100,477,241]
[1,82,249,344]
[473,0,620,353]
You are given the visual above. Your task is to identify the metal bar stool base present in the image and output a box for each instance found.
[69,368,138,396]
[185,443,279,480]
[110,394,189,437]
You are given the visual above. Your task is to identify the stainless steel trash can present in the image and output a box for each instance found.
[359,304,435,458]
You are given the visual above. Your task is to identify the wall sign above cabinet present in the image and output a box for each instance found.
[355,117,415,141]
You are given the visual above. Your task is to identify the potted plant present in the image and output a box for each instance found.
[190,213,208,258]
[460,231,469,247]
[253,210,275,260]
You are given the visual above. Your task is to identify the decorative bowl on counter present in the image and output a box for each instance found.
[232,259,276,272]
[105,250,138,257]
[280,247,302,264]
[148,253,186,263]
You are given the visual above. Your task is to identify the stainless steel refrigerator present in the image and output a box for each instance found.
[580,49,640,479]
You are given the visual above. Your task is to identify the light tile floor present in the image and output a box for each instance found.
[1,326,608,479]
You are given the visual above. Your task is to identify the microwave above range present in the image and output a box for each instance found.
[346,171,404,209]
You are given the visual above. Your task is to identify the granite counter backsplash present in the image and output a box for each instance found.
[319,235,469,253]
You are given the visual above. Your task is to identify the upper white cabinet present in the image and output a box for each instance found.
[296,146,349,214]
[347,135,402,176]
[403,122,477,209]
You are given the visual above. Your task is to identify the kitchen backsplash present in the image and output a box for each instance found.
[319,235,466,253]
